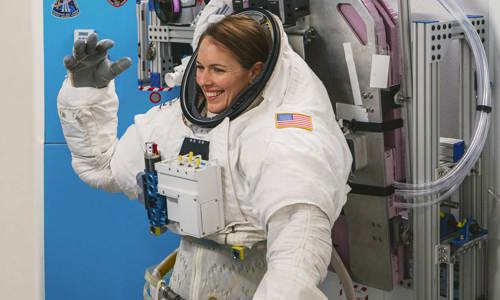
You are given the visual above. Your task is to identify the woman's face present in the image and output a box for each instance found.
[196,37,262,114]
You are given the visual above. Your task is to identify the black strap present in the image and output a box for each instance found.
[349,119,403,133]
[349,183,395,197]
[477,105,492,113]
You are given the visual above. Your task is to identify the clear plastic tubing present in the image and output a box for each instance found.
[394,0,492,203]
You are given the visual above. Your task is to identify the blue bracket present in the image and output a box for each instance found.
[449,217,488,248]
[138,170,169,236]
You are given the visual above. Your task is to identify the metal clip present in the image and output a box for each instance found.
[435,244,451,264]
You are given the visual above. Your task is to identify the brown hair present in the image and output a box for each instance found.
[198,15,270,69]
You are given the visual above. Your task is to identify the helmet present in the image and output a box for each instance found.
[180,8,281,128]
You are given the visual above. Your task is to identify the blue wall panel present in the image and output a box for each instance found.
[44,1,181,299]
[45,144,180,300]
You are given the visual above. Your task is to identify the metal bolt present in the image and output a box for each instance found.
[304,28,317,45]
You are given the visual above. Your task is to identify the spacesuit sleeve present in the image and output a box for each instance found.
[253,204,331,300]
[248,124,351,299]
[57,78,143,199]
[249,127,352,227]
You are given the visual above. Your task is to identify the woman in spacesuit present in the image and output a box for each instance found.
[57,5,352,300]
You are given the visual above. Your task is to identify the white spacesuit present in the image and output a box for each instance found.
[57,2,352,299]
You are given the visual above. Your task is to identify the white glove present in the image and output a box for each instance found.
[253,204,332,300]
[57,79,122,193]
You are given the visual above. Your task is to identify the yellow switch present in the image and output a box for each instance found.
[153,227,162,236]
[188,152,194,164]
[231,245,246,260]
[195,157,201,168]
[457,219,467,228]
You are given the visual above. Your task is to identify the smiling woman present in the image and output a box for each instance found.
[195,15,269,114]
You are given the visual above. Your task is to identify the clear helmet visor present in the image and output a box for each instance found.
[180,8,281,128]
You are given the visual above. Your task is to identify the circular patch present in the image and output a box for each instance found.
[51,0,80,18]
[107,0,128,7]
[149,92,162,104]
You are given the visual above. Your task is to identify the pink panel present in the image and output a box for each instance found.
[338,4,368,45]
[361,0,388,52]
[384,108,406,182]
[173,0,181,13]
[372,0,401,85]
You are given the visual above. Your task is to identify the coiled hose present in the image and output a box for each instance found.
[394,0,492,207]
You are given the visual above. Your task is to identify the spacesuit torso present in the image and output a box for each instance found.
[119,98,268,245]
[57,6,352,299]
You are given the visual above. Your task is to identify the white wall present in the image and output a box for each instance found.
[0,1,44,300]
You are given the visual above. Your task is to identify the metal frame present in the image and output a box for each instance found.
[458,18,489,300]
[404,16,489,300]
[137,0,149,84]
[136,0,196,89]
[408,20,441,300]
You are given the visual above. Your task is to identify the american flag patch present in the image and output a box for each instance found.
[275,113,313,131]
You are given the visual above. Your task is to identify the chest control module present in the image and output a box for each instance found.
[155,152,224,238]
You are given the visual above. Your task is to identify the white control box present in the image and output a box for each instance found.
[155,154,224,238]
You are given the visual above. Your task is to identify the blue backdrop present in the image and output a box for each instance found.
[44,1,180,299]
